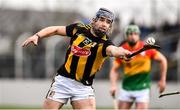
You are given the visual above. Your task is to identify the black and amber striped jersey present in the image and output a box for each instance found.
[57,23,113,85]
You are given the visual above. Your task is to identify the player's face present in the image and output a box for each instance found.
[127,32,140,46]
[92,16,112,37]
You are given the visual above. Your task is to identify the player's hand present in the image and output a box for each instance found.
[118,47,132,61]
[110,86,117,98]
[158,79,166,93]
[119,47,131,55]
[22,35,39,47]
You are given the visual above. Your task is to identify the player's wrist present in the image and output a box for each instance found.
[35,33,41,39]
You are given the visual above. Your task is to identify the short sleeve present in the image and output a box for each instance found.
[66,23,78,37]
[102,40,114,57]
[146,49,158,59]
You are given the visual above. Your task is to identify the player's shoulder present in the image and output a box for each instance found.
[76,22,91,30]
[138,41,145,48]
[119,40,144,49]
[139,40,145,45]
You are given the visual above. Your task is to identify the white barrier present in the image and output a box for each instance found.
[45,36,64,78]
[0,79,179,109]
[15,33,32,78]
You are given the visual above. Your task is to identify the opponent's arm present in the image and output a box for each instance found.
[154,52,168,93]
[109,60,120,98]
[106,45,131,58]
[22,26,66,47]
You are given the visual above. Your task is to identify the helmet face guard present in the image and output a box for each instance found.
[95,8,114,23]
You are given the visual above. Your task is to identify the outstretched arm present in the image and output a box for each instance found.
[22,26,66,47]
[109,60,120,98]
[106,45,131,58]
[154,52,168,93]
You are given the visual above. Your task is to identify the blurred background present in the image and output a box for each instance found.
[0,0,180,109]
